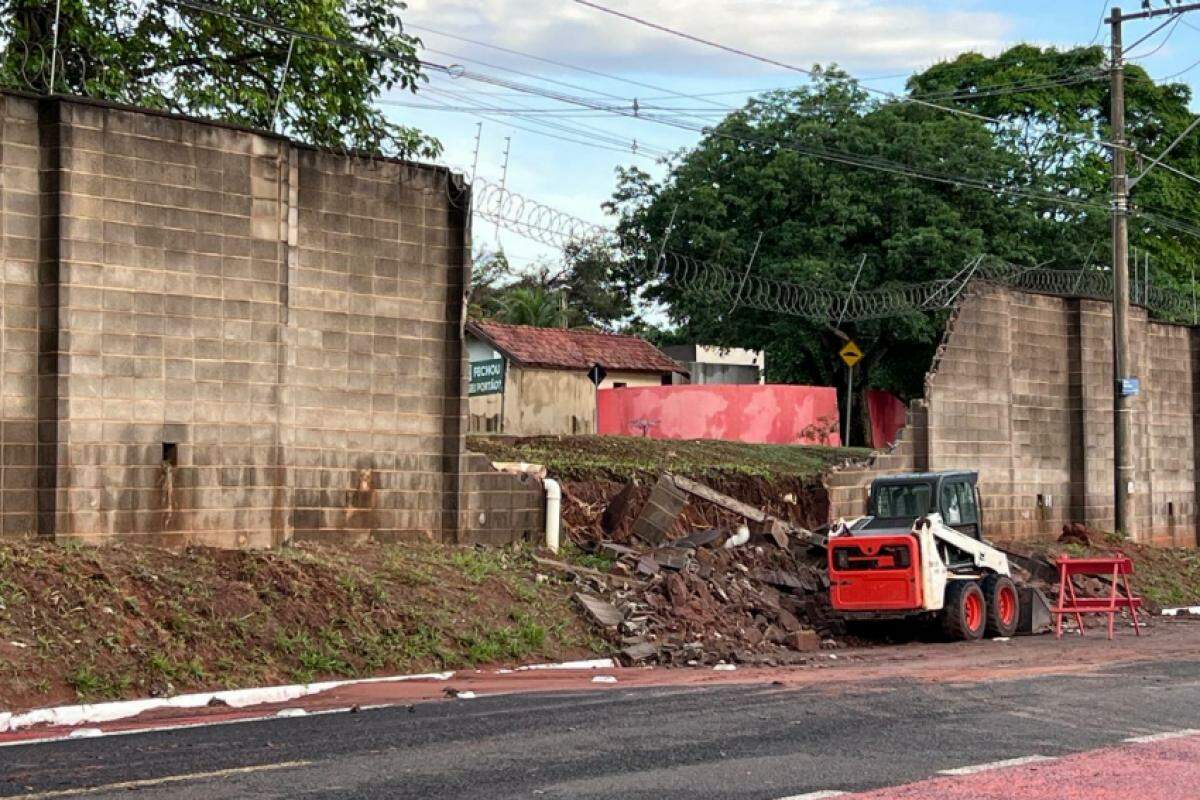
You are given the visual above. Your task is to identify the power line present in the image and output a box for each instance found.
[570,0,1129,155]
[404,21,739,114]
[447,64,1113,215]
[423,82,672,156]
[1124,14,1184,59]
[409,20,1103,117]
[399,91,664,160]
[1089,1,1113,45]
[169,0,1200,243]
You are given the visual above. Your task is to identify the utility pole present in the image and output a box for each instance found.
[1107,2,1200,538]
[1110,6,1133,538]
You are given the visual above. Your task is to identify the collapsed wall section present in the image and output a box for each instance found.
[0,91,535,547]
[828,283,1198,547]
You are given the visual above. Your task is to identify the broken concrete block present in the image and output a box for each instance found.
[636,554,660,576]
[753,518,791,549]
[753,569,805,591]
[775,608,802,633]
[599,542,639,558]
[785,629,821,651]
[631,475,688,546]
[602,481,639,535]
[619,641,660,664]
[653,548,691,572]
[674,528,723,549]
[573,592,624,628]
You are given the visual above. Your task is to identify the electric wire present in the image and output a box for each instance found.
[420,82,672,158]
[570,0,1131,154]
[163,1,1200,252]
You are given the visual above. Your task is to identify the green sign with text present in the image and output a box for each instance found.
[469,358,505,396]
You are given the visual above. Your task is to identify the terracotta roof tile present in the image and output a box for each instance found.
[468,321,686,374]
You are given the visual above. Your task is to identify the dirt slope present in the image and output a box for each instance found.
[471,435,871,539]
[0,542,604,713]
[470,435,870,483]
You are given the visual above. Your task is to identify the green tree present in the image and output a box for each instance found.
[494,286,568,328]
[467,248,512,320]
[558,241,635,328]
[610,69,1029,406]
[610,52,1199,442]
[0,0,439,157]
[909,44,1200,291]
[473,244,634,330]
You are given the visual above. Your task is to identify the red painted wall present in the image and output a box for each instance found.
[597,384,842,446]
[866,390,907,448]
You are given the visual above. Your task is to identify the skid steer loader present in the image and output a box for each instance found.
[827,471,1044,640]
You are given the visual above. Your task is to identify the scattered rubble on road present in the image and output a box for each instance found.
[556,473,1170,665]
[559,473,843,666]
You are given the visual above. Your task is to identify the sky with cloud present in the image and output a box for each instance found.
[384,1,1200,269]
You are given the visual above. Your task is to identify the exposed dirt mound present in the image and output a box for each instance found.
[1006,536,1200,613]
[562,476,830,545]
[471,434,866,543]
[0,542,604,713]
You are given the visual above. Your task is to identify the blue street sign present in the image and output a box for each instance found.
[1119,377,1140,398]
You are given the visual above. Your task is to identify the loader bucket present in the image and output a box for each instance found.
[1017,586,1053,635]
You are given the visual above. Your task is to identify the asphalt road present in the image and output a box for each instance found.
[3,658,1200,799]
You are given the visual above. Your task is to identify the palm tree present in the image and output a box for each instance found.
[495,286,567,328]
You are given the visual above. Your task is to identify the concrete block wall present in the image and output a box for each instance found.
[0,92,535,548]
[459,453,544,546]
[0,95,41,538]
[828,283,1199,547]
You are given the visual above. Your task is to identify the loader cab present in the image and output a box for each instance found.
[866,471,983,540]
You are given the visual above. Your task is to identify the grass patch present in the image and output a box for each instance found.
[1045,539,1200,609]
[468,434,870,482]
[0,539,604,712]
[461,613,548,663]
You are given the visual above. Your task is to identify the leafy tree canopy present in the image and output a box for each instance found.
[0,0,439,157]
[609,49,1199,422]
[470,244,636,330]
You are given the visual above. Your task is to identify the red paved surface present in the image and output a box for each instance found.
[848,734,1200,799]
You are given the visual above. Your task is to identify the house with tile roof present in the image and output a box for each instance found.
[465,321,688,435]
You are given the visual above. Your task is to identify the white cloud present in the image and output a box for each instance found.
[404,0,1015,77]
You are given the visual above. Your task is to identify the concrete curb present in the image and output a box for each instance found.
[0,671,453,734]
[1161,607,1200,616]
[0,659,615,734]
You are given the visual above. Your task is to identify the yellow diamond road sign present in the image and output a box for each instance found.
[839,340,863,367]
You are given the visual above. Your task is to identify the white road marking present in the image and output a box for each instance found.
[773,792,848,800]
[938,755,1055,775]
[1,760,312,799]
[0,706,362,749]
[66,728,102,739]
[1124,728,1199,743]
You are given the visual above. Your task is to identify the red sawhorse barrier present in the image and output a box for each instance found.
[1053,555,1143,641]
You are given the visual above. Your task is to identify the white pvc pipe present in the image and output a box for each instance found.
[544,478,562,553]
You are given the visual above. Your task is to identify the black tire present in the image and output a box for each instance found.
[981,574,1020,638]
[941,581,986,641]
